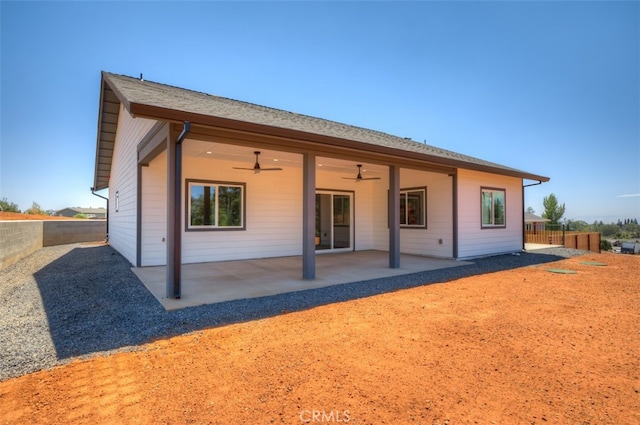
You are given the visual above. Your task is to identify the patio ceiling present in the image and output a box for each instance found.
[181,139,389,177]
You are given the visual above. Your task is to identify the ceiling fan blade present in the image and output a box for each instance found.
[342,164,380,181]
[233,151,283,172]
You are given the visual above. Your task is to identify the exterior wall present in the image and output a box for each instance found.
[372,177,389,251]
[371,169,453,258]
[108,105,157,265]
[140,150,168,266]
[139,146,525,265]
[142,148,446,266]
[0,221,42,270]
[141,150,305,266]
[456,169,523,258]
[317,166,377,252]
[42,221,107,247]
[399,169,453,257]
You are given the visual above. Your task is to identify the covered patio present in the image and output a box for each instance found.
[133,250,471,311]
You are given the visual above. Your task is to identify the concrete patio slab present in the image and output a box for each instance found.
[132,250,470,311]
[525,243,564,251]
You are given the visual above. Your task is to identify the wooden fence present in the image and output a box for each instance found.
[525,226,601,253]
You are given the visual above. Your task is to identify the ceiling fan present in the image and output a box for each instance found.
[342,164,381,182]
[233,151,283,173]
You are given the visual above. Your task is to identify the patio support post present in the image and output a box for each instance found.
[302,153,316,279]
[166,122,190,299]
[452,172,458,259]
[388,165,400,268]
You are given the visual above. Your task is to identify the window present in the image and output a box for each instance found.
[333,195,350,225]
[187,180,245,230]
[400,188,426,228]
[481,188,506,228]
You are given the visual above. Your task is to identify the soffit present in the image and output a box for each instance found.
[93,78,121,190]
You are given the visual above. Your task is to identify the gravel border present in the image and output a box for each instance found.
[0,243,590,381]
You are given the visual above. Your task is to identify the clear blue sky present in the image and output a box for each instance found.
[1,1,638,223]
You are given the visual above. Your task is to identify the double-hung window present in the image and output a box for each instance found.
[400,187,426,228]
[481,187,506,228]
[187,180,245,230]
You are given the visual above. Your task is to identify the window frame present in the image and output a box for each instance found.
[400,186,427,229]
[185,179,246,231]
[480,187,506,229]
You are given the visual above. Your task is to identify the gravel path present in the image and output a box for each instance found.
[0,243,589,382]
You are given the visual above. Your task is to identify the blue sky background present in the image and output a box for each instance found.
[1,1,638,223]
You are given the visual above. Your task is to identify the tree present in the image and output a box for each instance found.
[526,206,535,214]
[0,197,20,213]
[542,193,565,224]
[24,202,48,215]
[565,219,589,232]
[600,224,621,237]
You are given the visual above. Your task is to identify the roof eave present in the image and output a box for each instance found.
[127,102,550,182]
[93,72,125,191]
[93,77,109,191]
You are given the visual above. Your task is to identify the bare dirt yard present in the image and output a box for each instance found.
[1,252,638,424]
[0,212,71,221]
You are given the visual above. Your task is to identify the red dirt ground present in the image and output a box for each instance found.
[1,252,638,424]
[0,212,72,221]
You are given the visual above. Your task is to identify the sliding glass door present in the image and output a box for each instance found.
[315,191,353,252]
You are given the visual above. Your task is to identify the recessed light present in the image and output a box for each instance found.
[318,164,323,167]
[206,151,212,155]
[273,158,279,162]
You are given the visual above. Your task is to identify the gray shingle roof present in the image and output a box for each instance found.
[525,212,550,222]
[99,71,549,183]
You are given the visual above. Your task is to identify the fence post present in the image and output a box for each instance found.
[562,225,566,246]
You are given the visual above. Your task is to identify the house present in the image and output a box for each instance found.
[93,72,549,298]
[56,207,107,219]
[524,212,550,233]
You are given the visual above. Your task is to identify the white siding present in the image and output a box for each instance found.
[139,147,458,265]
[372,177,390,251]
[108,106,157,265]
[141,150,306,265]
[457,169,523,258]
[371,169,453,258]
[399,169,453,257]
[182,155,303,263]
[140,150,167,266]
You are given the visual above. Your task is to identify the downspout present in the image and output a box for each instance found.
[522,180,542,251]
[168,121,191,299]
[91,187,109,242]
